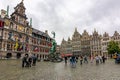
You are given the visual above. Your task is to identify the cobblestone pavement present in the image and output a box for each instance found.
[0,59,120,80]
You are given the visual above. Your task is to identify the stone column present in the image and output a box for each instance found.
[12,44,15,51]
[1,42,5,51]
[4,42,6,51]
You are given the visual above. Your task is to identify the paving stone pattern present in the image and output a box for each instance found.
[0,59,120,80]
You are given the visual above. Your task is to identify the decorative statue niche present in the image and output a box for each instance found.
[26,28,29,34]
[4,19,10,29]
[10,22,13,29]
[8,32,14,40]
[18,34,22,42]
[14,34,19,41]
[38,39,40,44]
[26,36,29,42]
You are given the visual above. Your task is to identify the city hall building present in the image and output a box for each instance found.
[0,0,52,59]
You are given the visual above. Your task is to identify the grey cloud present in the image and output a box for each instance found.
[1,0,120,44]
[35,0,120,44]
[88,0,120,22]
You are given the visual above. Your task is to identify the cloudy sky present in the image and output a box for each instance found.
[0,0,120,44]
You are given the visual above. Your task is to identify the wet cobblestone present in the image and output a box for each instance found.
[0,59,120,80]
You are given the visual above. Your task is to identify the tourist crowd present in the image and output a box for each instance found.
[64,54,107,67]
[22,54,37,68]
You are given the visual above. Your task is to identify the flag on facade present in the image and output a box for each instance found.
[34,46,38,52]
[5,19,10,26]
[25,44,29,51]
[23,44,26,51]
[15,41,19,50]
[19,44,23,51]
[0,21,4,28]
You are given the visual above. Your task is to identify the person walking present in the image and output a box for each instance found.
[95,55,99,65]
[32,54,37,66]
[70,57,72,65]
[80,55,83,65]
[84,55,88,64]
[22,54,29,67]
[76,56,78,63]
[71,55,76,68]
[99,55,102,63]
[28,55,32,67]
[102,55,106,63]
[64,56,68,64]
[22,54,26,68]
[113,53,117,63]
[90,55,94,63]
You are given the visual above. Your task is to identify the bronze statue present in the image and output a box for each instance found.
[50,31,56,54]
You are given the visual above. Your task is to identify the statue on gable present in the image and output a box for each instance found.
[51,31,55,39]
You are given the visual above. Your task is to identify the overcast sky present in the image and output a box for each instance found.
[0,0,120,44]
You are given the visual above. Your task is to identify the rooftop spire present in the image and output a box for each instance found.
[94,28,96,32]
[6,5,9,17]
[30,18,32,26]
[75,27,77,32]
[68,37,71,41]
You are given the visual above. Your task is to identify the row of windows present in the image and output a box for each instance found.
[2,30,52,46]
[2,42,50,53]
[113,37,120,40]
[32,33,52,42]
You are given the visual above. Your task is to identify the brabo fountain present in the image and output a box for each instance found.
[46,31,62,62]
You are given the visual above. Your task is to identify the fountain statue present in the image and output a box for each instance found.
[50,31,56,54]
[46,31,62,62]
